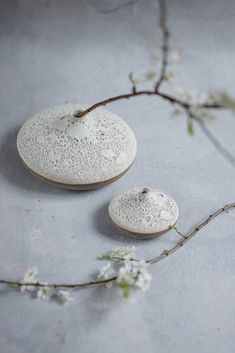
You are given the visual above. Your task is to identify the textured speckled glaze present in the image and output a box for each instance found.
[108,187,179,238]
[17,104,137,188]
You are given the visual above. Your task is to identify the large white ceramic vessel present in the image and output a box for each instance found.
[108,187,179,239]
[17,104,137,190]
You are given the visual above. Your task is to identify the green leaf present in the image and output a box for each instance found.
[220,92,235,113]
[162,249,169,256]
[128,72,136,86]
[118,279,132,299]
[100,253,111,260]
[187,121,194,135]
[171,108,182,116]
[169,225,176,230]
[122,286,130,299]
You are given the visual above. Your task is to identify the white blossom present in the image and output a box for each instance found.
[57,290,73,304]
[174,88,209,106]
[17,248,152,303]
[132,260,149,274]
[170,49,180,64]
[20,268,38,292]
[135,271,152,292]
[98,262,114,280]
[128,72,140,86]
[117,259,152,297]
[37,284,52,301]
[216,92,235,112]
[190,90,208,105]
[117,262,135,286]
[145,69,157,81]
[112,246,135,261]
[208,92,221,104]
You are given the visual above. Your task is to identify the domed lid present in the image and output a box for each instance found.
[17,104,137,189]
[108,187,179,239]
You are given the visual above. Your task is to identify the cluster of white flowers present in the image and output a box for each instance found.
[175,88,209,106]
[99,248,152,298]
[19,268,73,304]
[57,290,73,304]
[20,268,38,292]
[12,248,152,303]
[117,260,152,294]
[171,88,222,126]
[98,262,114,279]
[213,91,235,113]
[111,246,136,261]
[37,284,52,301]
[173,88,227,109]
[98,262,115,288]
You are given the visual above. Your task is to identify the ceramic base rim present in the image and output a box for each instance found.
[19,156,133,190]
[110,218,178,239]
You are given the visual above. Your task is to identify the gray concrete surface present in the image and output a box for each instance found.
[0,1,235,352]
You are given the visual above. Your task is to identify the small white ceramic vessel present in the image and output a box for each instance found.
[17,104,137,190]
[108,187,179,239]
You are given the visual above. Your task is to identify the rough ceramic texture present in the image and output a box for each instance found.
[1,1,235,353]
[109,187,179,234]
[17,104,137,185]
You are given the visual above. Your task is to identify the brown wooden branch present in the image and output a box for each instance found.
[155,0,169,91]
[148,202,235,265]
[74,0,172,119]
[74,89,222,118]
[1,202,235,290]
[71,0,235,169]
[75,0,222,120]
[0,277,118,289]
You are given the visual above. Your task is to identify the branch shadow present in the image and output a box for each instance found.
[79,284,127,325]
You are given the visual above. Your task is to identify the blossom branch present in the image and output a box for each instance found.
[155,0,169,91]
[72,0,235,168]
[75,0,222,119]
[1,202,235,295]
[75,89,222,119]
[0,277,117,289]
[1,0,235,302]
[148,202,235,264]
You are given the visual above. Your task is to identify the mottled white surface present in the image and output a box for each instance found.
[0,1,235,353]
[17,104,137,185]
[109,187,179,234]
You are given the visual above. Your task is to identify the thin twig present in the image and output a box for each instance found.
[1,203,235,289]
[187,109,235,168]
[100,0,138,14]
[75,89,221,118]
[155,0,169,91]
[170,225,187,239]
[72,0,235,169]
[1,0,234,292]
[0,277,118,289]
[75,0,222,119]
[74,0,204,119]
[148,202,235,264]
